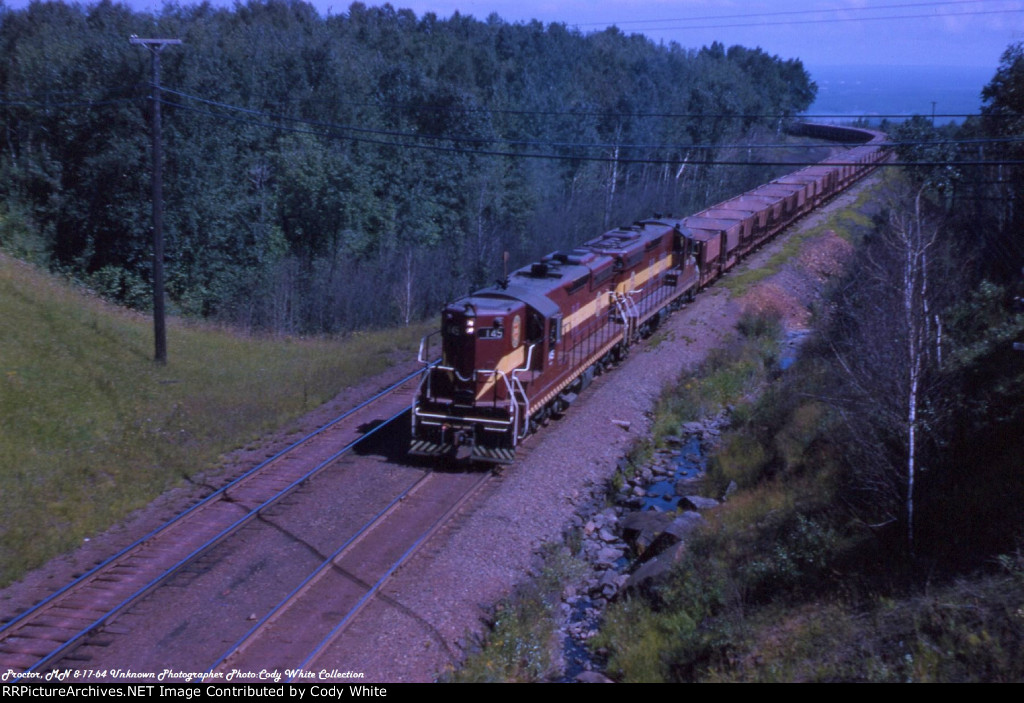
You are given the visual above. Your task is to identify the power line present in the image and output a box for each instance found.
[158,85,991,122]
[161,97,1024,168]
[4,80,1018,159]
[159,87,1024,153]
[574,0,994,26]
[589,4,1023,32]
[1,83,999,123]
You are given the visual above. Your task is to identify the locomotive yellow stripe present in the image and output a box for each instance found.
[562,293,608,334]
[561,258,672,336]
[473,257,673,401]
[474,345,526,400]
[614,257,671,296]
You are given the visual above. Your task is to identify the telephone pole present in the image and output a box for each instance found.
[130,35,181,365]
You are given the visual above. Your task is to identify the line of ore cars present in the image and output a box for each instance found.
[410,123,889,464]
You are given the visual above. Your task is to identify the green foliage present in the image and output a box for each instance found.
[736,308,782,340]
[0,201,50,264]
[89,265,151,310]
[593,598,680,683]
[594,49,1024,677]
[741,515,841,599]
[890,115,961,194]
[451,545,586,682]
[706,433,767,491]
[0,0,819,334]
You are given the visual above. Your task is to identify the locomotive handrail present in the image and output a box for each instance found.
[512,342,538,378]
[418,329,442,364]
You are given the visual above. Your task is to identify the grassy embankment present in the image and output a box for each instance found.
[597,318,1024,682]
[0,253,431,587]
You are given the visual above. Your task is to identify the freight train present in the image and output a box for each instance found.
[410,123,889,464]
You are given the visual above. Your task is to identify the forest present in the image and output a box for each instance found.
[0,0,817,334]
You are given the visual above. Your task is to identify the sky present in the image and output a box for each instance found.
[348,0,1024,70]
[3,0,1022,71]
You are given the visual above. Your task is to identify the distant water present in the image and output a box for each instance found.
[807,64,994,124]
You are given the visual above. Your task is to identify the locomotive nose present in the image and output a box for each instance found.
[442,306,479,380]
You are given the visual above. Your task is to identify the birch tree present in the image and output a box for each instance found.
[827,185,951,556]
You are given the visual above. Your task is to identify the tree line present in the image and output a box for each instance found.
[0,0,817,334]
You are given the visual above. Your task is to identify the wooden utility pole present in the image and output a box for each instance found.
[130,35,181,365]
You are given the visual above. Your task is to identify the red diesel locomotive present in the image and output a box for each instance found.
[410,123,889,464]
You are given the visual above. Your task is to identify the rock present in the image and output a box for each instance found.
[625,542,688,591]
[680,494,719,511]
[620,510,674,554]
[674,475,703,496]
[595,547,624,566]
[664,511,706,540]
[574,671,615,684]
[724,480,739,499]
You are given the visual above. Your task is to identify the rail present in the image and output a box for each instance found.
[1,366,427,677]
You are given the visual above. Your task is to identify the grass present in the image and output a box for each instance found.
[722,181,881,298]
[0,253,432,586]
[447,544,587,682]
[649,311,781,446]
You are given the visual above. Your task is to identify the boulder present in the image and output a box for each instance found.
[625,542,688,592]
[620,510,675,554]
[680,494,719,511]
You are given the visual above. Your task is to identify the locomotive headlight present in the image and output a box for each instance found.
[466,319,475,334]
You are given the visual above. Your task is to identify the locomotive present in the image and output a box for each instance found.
[410,123,889,464]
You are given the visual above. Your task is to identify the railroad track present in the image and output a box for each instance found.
[0,366,428,677]
[208,469,491,678]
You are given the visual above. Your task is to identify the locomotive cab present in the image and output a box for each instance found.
[411,294,537,463]
[439,297,529,406]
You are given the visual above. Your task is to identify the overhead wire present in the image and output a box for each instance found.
[576,0,1024,32]
[2,78,1019,168]
[573,0,1000,26]
[156,85,1024,153]
[159,95,1024,168]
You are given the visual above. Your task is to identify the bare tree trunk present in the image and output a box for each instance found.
[829,184,946,557]
[893,188,938,556]
[604,142,620,230]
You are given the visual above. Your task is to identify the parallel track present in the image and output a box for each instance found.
[208,470,491,678]
[0,367,426,677]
